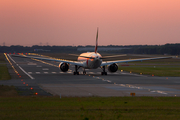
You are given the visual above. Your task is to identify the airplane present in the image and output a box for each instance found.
[11,28,174,75]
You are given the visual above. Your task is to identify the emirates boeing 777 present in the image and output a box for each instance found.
[12,28,174,75]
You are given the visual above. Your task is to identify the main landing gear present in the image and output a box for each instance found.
[73,65,107,75]
[101,66,107,75]
[73,65,80,75]
[83,68,86,75]
[73,65,87,75]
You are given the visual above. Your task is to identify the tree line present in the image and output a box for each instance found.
[0,43,180,55]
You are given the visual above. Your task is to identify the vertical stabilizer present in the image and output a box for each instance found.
[95,28,98,53]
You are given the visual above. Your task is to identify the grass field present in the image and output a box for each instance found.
[0,96,180,120]
[0,85,18,97]
[115,55,180,76]
[0,53,11,80]
[119,58,180,76]
[119,66,180,76]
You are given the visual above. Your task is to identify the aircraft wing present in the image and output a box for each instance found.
[11,54,83,66]
[101,56,174,66]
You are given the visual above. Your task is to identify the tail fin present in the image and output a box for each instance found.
[95,28,98,53]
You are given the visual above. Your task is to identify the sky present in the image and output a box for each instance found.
[0,0,180,46]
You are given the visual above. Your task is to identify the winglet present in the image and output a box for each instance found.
[95,28,98,53]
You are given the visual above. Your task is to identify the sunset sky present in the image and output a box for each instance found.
[0,0,180,46]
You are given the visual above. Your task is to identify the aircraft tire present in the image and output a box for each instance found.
[73,72,76,75]
[101,72,107,75]
[73,72,79,75]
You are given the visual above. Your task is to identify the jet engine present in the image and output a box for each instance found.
[59,62,69,72]
[108,63,118,72]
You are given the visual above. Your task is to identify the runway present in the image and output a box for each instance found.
[1,54,180,97]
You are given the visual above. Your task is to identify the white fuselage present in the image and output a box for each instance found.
[77,52,102,69]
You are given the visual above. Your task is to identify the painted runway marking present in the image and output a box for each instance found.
[52,72,57,74]
[44,72,48,74]
[27,62,37,65]
[8,54,35,79]
[28,72,32,74]
[43,68,49,70]
[36,72,40,74]
[115,84,168,95]
[90,72,168,95]
[112,72,119,74]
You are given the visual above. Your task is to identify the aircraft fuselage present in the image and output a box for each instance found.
[77,52,102,69]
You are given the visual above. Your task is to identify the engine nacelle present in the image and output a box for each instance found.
[108,63,118,73]
[59,62,69,72]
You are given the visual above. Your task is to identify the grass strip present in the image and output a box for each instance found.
[0,96,180,120]
[0,64,11,80]
[0,85,18,96]
[0,53,11,80]
[119,66,180,76]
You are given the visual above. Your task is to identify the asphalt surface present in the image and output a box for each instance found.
[1,54,180,97]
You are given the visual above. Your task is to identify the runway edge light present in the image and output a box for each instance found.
[130,93,135,96]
